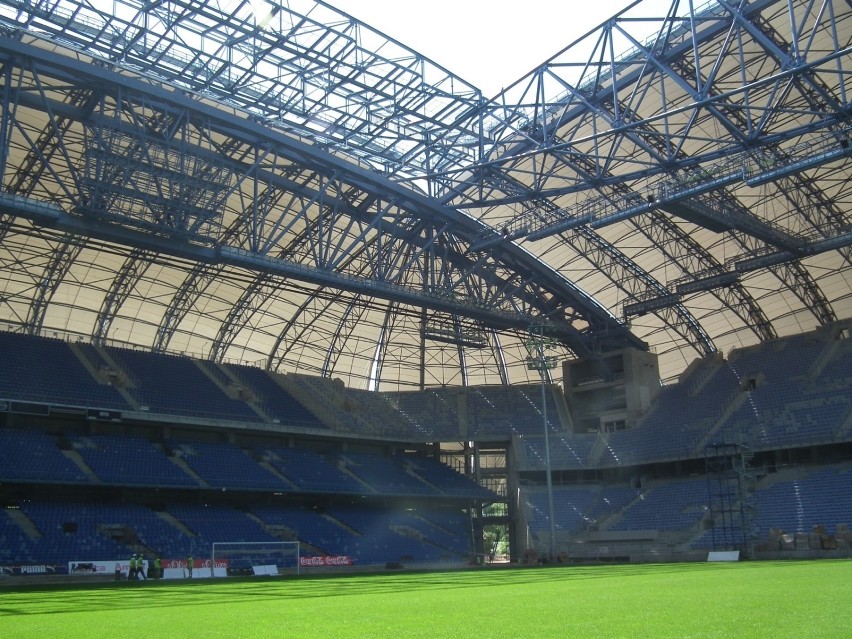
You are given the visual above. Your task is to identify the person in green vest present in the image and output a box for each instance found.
[129,554,137,580]
[137,555,146,580]
[186,554,193,578]
[153,556,161,580]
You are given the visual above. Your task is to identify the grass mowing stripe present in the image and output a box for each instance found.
[1,560,849,638]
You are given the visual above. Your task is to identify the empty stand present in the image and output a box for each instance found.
[223,364,326,429]
[259,446,363,493]
[68,433,198,488]
[341,451,436,495]
[0,428,89,484]
[103,346,261,422]
[0,332,128,410]
[168,440,287,491]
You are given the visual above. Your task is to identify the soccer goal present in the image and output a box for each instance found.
[210,541,300,577]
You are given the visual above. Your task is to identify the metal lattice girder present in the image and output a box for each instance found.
[93,248,154,342]
[0,0,849,388]
[568,226,716,357]
[448,92,726,356]
[664,196,806,253]
[639,212,777,341]
[5,84,96,334]
[731,232,838,326]
[0,31,642,359]
[153,263,223,354]
[444,0,852,208]
[0,0,486,179]
[439,0,849,362]
[25,234,82,334]
[623,201,846,325]
[712,190,838,326]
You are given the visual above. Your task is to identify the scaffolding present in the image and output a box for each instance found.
[704,442,754,556]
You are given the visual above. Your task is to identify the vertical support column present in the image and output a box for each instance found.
[524,324,559,562]
[0,65,12,182]
[419,307,427,390]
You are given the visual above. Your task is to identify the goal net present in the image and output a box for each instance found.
[210,541,300,577]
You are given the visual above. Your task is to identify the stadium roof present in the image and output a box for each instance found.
[0,0,849,390]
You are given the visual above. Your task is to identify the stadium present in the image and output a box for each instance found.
[0,0,851,605]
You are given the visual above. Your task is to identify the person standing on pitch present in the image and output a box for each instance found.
[186,554,193,579]
[137,555,146,580]
[154,556,161,580]
[129,554,137,580]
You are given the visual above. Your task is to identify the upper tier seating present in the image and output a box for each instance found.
[0,332,128,410]
[714,336,843,449]
[103,346,261,422]
[390,387,461,440]
[520,432,596,470]
[1,325,850,472]
[223,363,326,429]
[467,385,564,440]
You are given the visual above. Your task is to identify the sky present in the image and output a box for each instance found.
[328,0,646,97]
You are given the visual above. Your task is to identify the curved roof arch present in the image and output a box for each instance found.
[0,0,849,390]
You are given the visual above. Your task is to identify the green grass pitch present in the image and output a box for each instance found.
[1,560,850,638]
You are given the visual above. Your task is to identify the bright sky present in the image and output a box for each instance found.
[328,0,647,96]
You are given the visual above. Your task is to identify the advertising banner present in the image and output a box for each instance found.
[162,558,228,579]
[1,564,56,576]
[65,558,228,579]
[68,560,146,577]
[299,555,353,567]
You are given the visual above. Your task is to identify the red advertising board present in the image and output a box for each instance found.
[163,558,228,570]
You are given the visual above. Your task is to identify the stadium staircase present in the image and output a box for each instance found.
[322,513,362,538]
[550,387,575,432]
[68,341,140,410]
[807,338,840,379]
[588,492,645,533]
[242,511,315,548]
[278,373,347,431]
[192,360,271,422]
[336,458,378,493]
[254,457,300,490]
[99,523,158,558]
[588,431,611,466]
[692,391,750,454]
[5,507,42,542]
[835,404,852,439]
[402,464,442,493]
[165,452,208,488]
[89,345,143,408]
[686,353,725,398]
[59,446,100,484]
[154,510,196,538]
[382,395,439,439]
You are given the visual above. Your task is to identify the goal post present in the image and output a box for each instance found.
[210,541,300,577]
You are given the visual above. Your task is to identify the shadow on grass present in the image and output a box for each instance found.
[0,560,777,617]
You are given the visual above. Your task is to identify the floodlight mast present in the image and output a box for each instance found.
[525,325,559,563]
